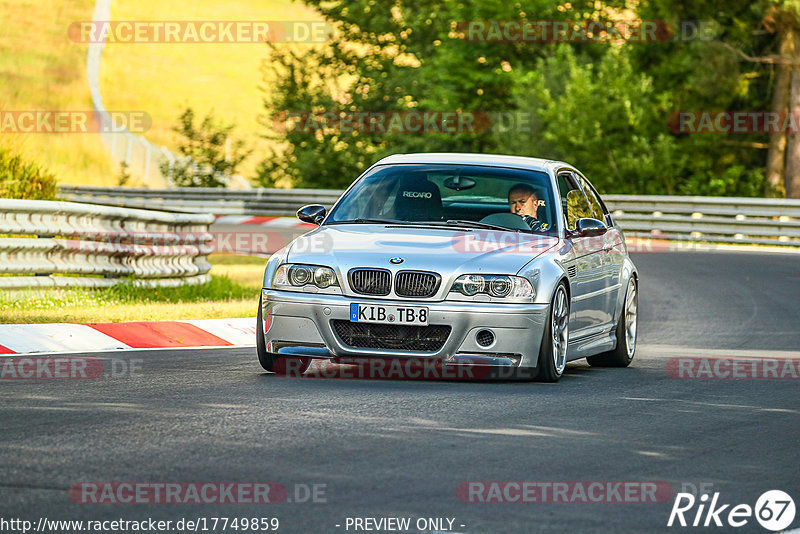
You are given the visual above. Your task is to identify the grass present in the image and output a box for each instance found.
[0,0,115,185]
[100,0,323,183]
[206,253,267,265]
[206,253,268,287]
[0,0,323,187]
[0,253,266,323]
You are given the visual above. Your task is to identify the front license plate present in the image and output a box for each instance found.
[350,303,429,325]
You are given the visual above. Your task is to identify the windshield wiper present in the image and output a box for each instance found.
[328,218,518,232]
[445,219,520,232]
[329,218,405,225]
[331,218,453,227]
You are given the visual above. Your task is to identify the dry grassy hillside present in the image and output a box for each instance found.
[0,0,112,184]
[0,0,322,186]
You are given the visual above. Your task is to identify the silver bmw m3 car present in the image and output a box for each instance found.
[257,153,638,382]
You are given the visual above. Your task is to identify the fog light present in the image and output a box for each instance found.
[476,329,495,348]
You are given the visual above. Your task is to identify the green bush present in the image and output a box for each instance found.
[160,107,251,187]
[0,146,58,200]
[499,46,687,195]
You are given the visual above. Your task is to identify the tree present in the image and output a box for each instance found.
[762,3,800,198]
[632,0,788,196]
[258,0,626,188]
[499,45,686,194]
[260,0,775,196]
[161,108,251,188]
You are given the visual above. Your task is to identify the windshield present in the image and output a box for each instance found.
[326,164,557,234]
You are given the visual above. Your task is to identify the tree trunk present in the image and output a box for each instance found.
[766,32,791,197]
[783,30,800,198]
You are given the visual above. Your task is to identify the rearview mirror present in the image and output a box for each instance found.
[574,218,607,237]
[297,204,326,225]
[443,175,476,191]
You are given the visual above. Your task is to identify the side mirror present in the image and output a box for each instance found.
[297,204,326,225]
[574,218,607,237]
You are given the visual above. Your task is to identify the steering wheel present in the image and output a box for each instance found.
[479,212,531,231]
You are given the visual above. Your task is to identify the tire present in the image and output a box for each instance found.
[272,356,311,376]
[587,276,638,368]
[536,282,570,382]
[256,305,275,372]
[256,306,311,376]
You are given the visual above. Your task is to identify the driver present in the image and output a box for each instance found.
[508,183,549,231]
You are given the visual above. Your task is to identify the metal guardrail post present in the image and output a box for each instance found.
[0,199,215,289]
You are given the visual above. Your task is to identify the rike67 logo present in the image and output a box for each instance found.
[668,490,795,531]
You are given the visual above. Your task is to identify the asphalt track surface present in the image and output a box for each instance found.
[1,251,799,534]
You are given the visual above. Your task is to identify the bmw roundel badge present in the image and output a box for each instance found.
[389,257,404,264]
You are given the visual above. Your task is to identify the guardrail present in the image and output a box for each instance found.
[60,185,344,216]
[59,186,800,247]
[0,199,214,288]
[604,195,800,246]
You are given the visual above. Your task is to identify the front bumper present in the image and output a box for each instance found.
[260,289,548,369]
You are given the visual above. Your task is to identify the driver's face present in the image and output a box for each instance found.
[509,191,538,218]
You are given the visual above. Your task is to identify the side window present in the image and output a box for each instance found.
[566,190,593,231]
[578,176,605,221]
[556,172,573,204]
[557,171,591,231]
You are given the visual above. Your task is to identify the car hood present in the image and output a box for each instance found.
[286,224,559,276]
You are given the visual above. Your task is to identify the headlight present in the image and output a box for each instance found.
[313,267,336,288]
[459,274,485,296]
[273,264,340,290]
[449,274,534,300]
[488,276,512,297]
[288,265,313,286]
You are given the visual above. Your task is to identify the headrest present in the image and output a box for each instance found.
[394,178,442,221]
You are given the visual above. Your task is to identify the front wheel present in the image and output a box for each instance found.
[256,306,311,375]
[256,305,275,372]
[536,283,570,382]
[587,276,638,367]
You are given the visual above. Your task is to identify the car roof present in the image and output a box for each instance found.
[372,153,574,174]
